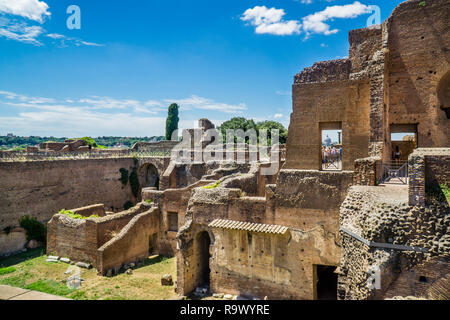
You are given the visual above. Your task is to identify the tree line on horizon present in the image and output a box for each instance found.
[1,104,287,150]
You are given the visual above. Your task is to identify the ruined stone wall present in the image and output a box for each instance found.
[409,148,450,206]
[386,0,450,148]
[46,215,98,266]
[353,157,380,186]
[97,206,160,275]
[46,203,150,267]
[0,157,168,231]
[177,168,349,299]
[286,81,371,170]
[0,228,27,256]
[383,257,450,300]
[339,185,449,300]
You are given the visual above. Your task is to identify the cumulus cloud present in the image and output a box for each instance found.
[302,1,372,36]
[241,6,301,36]
[0,0,50,23]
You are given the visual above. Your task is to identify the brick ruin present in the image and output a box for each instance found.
[0,0,449,300]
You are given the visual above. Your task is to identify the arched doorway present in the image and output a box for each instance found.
[139,164,160,190]
[437,71,450,119]
[196,231,211,286]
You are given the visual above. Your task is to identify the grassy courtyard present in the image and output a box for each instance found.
[0,248,178,300]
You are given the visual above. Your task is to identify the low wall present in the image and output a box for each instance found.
[0,228,27,256]
[46,203,150,267]
[409,148,450,206]
[97,206,160,275]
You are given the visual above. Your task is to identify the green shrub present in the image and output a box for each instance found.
[145,199,153,204]
[129,168,140,197]
[119,168,129,185]
[19,216,47,243]
[0,267,16,275]
[419,1,426,7]
[123,201,134,210]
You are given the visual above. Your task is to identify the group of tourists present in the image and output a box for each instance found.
[322,145,342,164]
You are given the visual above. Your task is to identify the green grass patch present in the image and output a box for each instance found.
[25,279,75,297]
[58,209,100,220]
[0,266,16,275]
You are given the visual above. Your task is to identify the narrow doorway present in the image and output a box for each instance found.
[320,122,343,171]
[149,233,157,256]
[315,265,338,300]
[196,231,211,286]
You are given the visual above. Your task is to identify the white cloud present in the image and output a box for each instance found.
[302,1,371,37]
[165,95,247,114]
[241,6,301,36]
[274,113,283,119]
[0,91,248,136]
[0,17,44,45]
[0,0,50,23]
[46,33,104,47]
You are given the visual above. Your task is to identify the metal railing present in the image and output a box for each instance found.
[378,160,408,184]
[322,153,343,171]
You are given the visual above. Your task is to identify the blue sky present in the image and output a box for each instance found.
[0,0,404,137]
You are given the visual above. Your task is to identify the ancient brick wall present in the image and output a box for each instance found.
[386,0,450,148]
[353,157,380,186]
[46,215,98,266]
[97,207,160,275]
[46,203,151,268]
[286,81,371,170]
[0,157,168,231]
[339,184,449,300]
[409,148,449,206]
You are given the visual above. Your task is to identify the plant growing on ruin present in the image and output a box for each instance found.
[19,215,47,243]
[202,181,221,189]
[129,167,140,197]
[119,168,129,185]
[419,1,426,7]
[58,209,100,220]
[145,199,153,204]
[165,103,179,140]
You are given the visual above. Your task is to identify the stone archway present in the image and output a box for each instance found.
[437,71,450,119]
[139,163,160,190]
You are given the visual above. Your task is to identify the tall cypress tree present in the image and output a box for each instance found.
[165,103,179,140]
